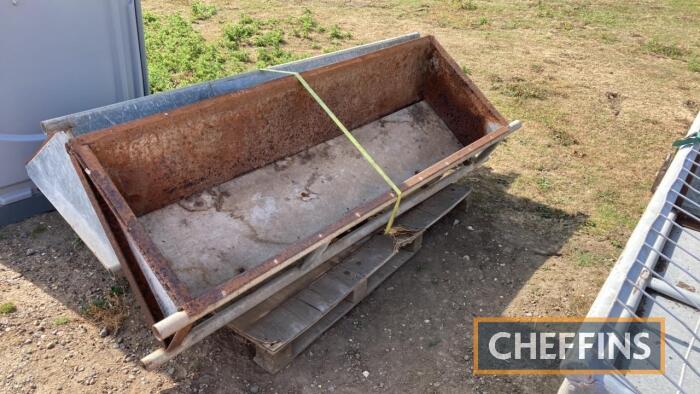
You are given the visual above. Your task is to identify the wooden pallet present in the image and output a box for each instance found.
[228,184,471,372]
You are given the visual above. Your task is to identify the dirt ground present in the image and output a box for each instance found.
[1,1,699,393]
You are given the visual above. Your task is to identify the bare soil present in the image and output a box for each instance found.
[1,0,699,393]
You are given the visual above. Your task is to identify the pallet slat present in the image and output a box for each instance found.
[231,184,471,372]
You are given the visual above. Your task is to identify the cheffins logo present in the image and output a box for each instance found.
[473,317,664,375]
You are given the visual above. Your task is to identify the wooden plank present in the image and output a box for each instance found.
[255,249,418,373]
[396,184,470,229]
[235,184,471,359]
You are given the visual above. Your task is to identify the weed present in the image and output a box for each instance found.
[30,223,47,238]
[530,64,544,73]
[229,49,250,63]
[253,29,285,47]
[144,12,228,92]
[191,1,217,21]
[223,15,260,47]
[110,285,125,296]
[71,235,85,251]
[500,81,547,100]
[549,128,577,146]
[535,176,552,192]
[643,38,689,59]
[574,250,605,267]
[461,65,472,75]
[600,32,618,44]
[452,0,477,11]
[293,8,324,39]
[0,302,16,315]
[689,57,700,73]
[476,16,489,26]
[610,239,624,249]
[329,25,352,40]
[536,1,555,18]
[595,190,619,204]
[80,293,127,333]
[53,316,70,326]
[256,47,299,68]
[585,203,636,240]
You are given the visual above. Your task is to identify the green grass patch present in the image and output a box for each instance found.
[500,81,547,100]
[0,302,16,314]
[191,1,217,21]
[144,12,228,92]
[329,24,352,40]
[53,316,70,326]
[223,15,261,48]
[574,250,605,267]
[253,29,285,47]
[535,176,552,192]
[585,203,637,239]
[689,57,700,73]
[144,9,353,92]
[292,8,326,39]
[643,38,689,59]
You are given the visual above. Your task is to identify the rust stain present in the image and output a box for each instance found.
[678,281,697,293]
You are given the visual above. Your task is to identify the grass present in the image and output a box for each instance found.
[53,316,71,326]
[144,8,352,92]
[574,250,607,267]
[689,57,700,73]
[80,293,127,333]
[535,176,552,192]
[191,1,217,21]
[329,24,352,40]
[498,80,548,100]
[0,302,16,315]
[452,0,477,11]
[144,12,228,92]
[643,38,689,59]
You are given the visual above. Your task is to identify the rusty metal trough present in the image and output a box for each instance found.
[27,34,520,368]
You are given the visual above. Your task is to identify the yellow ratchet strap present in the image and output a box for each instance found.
[265,68,402,234]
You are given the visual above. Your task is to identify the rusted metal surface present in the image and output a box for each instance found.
[67,35,515,322]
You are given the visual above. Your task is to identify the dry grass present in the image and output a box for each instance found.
[141,0,700,316]
[79,288,128,333]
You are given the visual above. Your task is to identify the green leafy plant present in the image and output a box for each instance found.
[0,302,16,315]
[329,24,352,40]
[144,12,228,92]
[191,1,217,21]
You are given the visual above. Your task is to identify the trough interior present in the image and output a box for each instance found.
[140,101,461,295]
[72,36,507,299]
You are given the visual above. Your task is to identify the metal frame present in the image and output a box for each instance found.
[560,112,700,394]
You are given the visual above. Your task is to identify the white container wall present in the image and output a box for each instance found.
[0,0,147,224]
